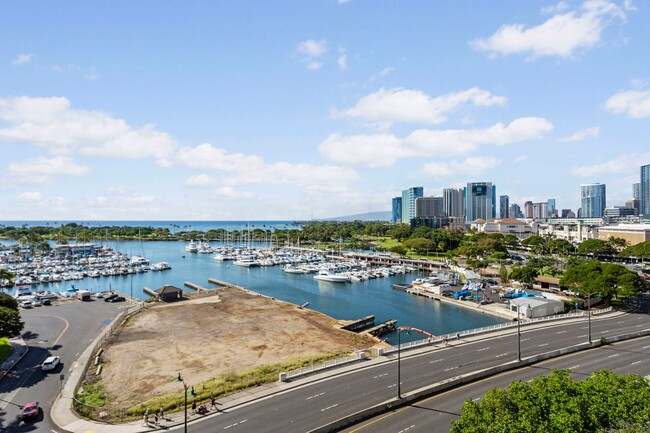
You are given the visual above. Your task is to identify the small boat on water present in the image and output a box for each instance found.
[185,240,198,253]
[313,270,350,283]
[234,256,261,267]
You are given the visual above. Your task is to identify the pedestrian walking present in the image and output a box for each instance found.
[159,406,164,420]
[154,413,159,425]
[192,400,197,413]
[211,395,216,410]
[143,414,148,427]
[456,332,460,340]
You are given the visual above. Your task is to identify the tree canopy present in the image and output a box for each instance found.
[618,240,650,259]
[451,369,650,433]
[0,306,24,338]
[560,260,648,300]
[0,292,18,310]
[577,239,615,256]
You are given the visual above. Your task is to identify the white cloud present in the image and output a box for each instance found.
[13,191,65,208]
[422,156,502,179]
[319,117,553,168]
[297,39,327,57]
[471,0,628,59]
[88,187,155,207]
[514,155,529,163]
[559,126,600,142]
[337,48,348,71]
[15,191,44,204]
[571,152,650,176]
[0,96,177,163]
[605,89,650,118]
[185,174,217,187]
[7,156,90,179]
[214,186,253,199]
[12,53,33,65]
[338,87,507,127]
[177,143,264,170]
[369,67,395,82]
[541,2,569,14]
[306,61,323,71]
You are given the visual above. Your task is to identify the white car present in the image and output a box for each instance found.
[19,300,33,309]
[41,356,61,371]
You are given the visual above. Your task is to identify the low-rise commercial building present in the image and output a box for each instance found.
[597,223,650,246]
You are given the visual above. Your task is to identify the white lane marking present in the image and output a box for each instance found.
[397,425,416,433]
[631,360,643,365]
[581,326,589,330]
[224,419,248,429]
[387,384,397,389]
[477,347,489,352]
[607,354,619,359]
[320,404,338,412]
[577,334,587,338]
[617,321,625,324]
[495,353,509,358]
[444,366,458,372]
[636,325,643,328]
[556,331,567,334]
[538,343,549,347]
[568,365,581,370]
[601,330,609,334]
[373,373,389,379]
[305,392,325,400]
[429,359,443,364]
[521,338,531,342]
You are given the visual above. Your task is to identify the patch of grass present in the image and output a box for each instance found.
[0,337,11,364]
[123,352,343,419]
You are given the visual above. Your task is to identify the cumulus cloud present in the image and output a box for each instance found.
[514,155,529,163]
[319,117,553,168]
[471,0,628,59]
[605,89,650,118]
[88,187,155,207]
[177,143,264,170]
[422,156,501,179]
[559,126,600,142]
[541,2,569,14]
[6,156,90,184]
[185,174,217,187]
[337,87,507,127]
[0,96,177,163]
[12,53,34,65]
[13,191,65,208]
[296,39,327,70]
[571,152,650,176]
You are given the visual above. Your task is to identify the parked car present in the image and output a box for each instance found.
[104,293,118,302]
[41,298,51,306]
[20,401,39,421]
[108,296,126,303]
[19,300,33,309]
[32,298,42,307]
[41,355,60,371]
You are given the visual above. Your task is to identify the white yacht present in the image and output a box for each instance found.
[185,240,198,253]
[234,256,261,267]
[313,270,350,283]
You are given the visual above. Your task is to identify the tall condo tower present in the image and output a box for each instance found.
[443,188,465,218]
[391,197,402,223]
[465,182,495,223]
[401,186,424,224]
[581,183,607,218]
[415,196,444,217]
[499,195,509,219]
[547,198,556,217]
[641,164,650,216]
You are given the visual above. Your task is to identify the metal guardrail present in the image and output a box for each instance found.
[285,353,363,380]
[381,308,613,356]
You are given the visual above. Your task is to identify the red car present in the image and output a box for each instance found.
[20,401,39,421]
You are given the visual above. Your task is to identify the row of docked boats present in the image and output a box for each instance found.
[1,246,170,289]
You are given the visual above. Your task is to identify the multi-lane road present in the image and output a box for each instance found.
[1,295,648,433]
[0,299,126,432]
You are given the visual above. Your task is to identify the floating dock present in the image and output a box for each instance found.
[365,319,397,337]
[184,281,208,292]
[340,315,376,332]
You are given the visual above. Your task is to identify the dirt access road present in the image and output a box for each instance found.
[100,287,376,405]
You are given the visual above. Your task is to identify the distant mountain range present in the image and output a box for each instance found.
[322,211,391,222]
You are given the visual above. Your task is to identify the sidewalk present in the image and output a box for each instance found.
[0,336,29,381]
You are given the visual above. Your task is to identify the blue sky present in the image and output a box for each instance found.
[1,0,649,221]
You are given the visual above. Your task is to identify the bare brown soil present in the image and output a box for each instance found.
[100,287,376,405]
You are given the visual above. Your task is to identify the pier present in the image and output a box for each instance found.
[340,315,376,332]
[365,319,397,337]
[184,281,209,292]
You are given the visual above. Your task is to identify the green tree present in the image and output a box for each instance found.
[0,269,15,287]
[498,264,510,285]
[509,265,539,289]
[618,240,650,259]
[521,235,548,255]
[561,260,647,301]
[388,224,412,242]
[451,370,650,433]
[389,245,407,257]
[0,306,24,338]
[0,292,18,310]
[403,238,435,255]
[578,238,615,256]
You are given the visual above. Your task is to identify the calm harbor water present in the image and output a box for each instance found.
[2,238,508,344]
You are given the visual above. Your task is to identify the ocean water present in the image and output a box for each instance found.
[1,238,507,344]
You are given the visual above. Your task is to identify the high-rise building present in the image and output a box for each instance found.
[443,188,465,218]
[626,199,640,214]
[509,203,523,219]
[561,209,572,218]
[533,202,548,219]
[499,195,509,219]
[401,186,424,224]
[465,182,495,222]
[524,201,534,218]
[391,197,402,223]
[581,183,606,218]
[641,164,650,216]
[415,196,444,217]
[547,198,556,217]
[633,182,640,200]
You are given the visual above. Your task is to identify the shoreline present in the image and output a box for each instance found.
[404,287,518,320]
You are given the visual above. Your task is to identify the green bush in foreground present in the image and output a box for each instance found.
[0,337,12,363]
[451,369,650,433]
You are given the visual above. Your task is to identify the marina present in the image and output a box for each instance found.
[1,239,508,344]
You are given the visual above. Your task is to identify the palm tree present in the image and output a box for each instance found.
[0,269,16,288]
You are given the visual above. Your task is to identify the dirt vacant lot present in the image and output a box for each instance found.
[100,287,376,405]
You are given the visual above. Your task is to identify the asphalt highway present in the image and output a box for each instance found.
[176,296,650,433]
[340,335,650,433]
[0,299,126,433]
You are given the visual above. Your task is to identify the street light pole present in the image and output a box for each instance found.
[517,303,521,362]
[587,293,592,344]
[176,373,192,433]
